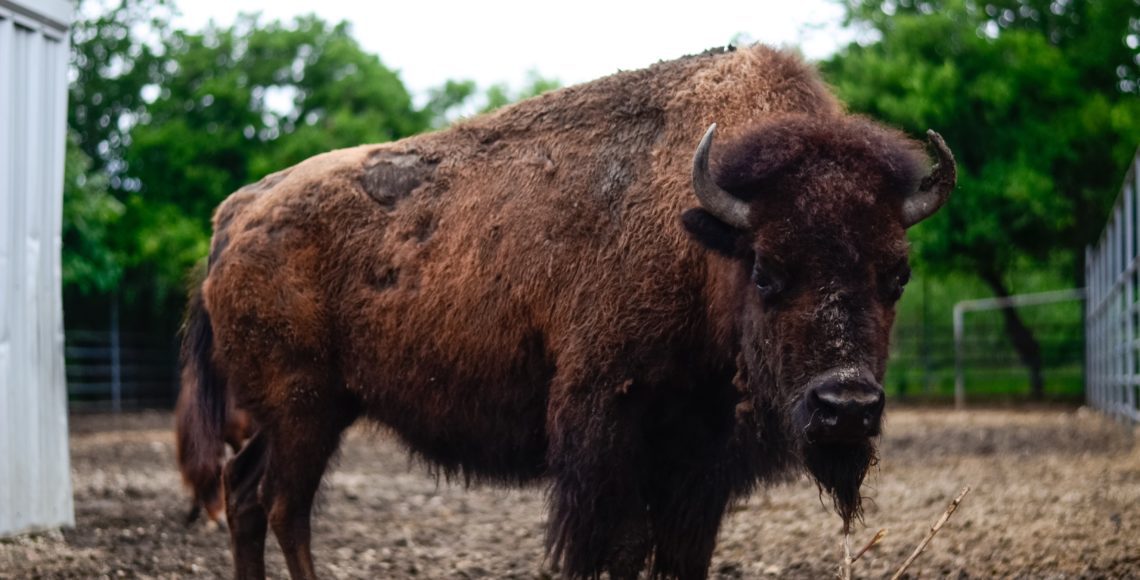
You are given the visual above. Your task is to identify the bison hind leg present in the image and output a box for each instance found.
[224,430,270,580]
[184,497,226,529]
[184,501,201,527]
[258,399,358,580]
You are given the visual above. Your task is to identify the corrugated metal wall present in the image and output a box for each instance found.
[0,0,74,536]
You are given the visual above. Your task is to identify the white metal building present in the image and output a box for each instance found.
[0,0,74,536]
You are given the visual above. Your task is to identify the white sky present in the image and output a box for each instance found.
[172,1,857,105]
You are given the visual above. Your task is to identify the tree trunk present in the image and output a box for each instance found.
[979,270,1046,399]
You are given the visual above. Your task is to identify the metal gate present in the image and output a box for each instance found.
[1086,149,1140,423]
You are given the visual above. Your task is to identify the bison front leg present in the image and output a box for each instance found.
[645,464,733,579]
[545,364,652,580]
[642,382,744,580]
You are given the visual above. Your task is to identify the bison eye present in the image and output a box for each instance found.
[752,266,784,299]
[885,267,911,302]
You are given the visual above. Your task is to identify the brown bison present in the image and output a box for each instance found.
[177,45,954,579]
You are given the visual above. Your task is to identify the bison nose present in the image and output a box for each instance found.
[805,376,885,442]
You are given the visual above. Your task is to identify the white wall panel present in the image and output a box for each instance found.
[0,0,74,536]
[0,11,14,537]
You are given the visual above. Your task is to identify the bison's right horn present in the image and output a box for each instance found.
[900,130,956,227]
[692,123,751,230]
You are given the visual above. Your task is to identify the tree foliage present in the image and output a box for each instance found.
[68,0,176,177]
[824,0,1140,283]
[64,1,561,328]
[480,70,563,114]
[67,3,427,321]
[823,0,1140,396]
[422,71,561,128]
[116,14,428,305]
[62,133,124,296]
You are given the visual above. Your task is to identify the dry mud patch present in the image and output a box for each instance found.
[1,407,1137,579]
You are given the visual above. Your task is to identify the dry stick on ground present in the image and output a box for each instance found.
[851,528,887,564]
[839,527,886,579]
[889,486,972,580]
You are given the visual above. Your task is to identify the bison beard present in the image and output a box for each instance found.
[803,440,879,530]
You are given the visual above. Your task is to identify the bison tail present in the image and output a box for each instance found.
[174,281,227,525]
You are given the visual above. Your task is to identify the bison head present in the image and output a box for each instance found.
[681,115,954,527]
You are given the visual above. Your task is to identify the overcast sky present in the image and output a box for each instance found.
[172,1,858,104]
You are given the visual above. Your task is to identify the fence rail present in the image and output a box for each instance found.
[1086,149,1140,423]
[65,329,179,410]
[887,315,1083,400]
[66,312,1087,409]
[952,289,1085,409]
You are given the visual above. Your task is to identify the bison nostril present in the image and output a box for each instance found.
[811,383,882,410]
[813,388,847,408]
[804,373,884,440]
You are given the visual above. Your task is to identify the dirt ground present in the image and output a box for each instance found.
[1,406,1138,579]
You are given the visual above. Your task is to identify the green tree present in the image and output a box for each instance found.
[66,1,562,333]
[422,71,561,127]
[67,5,429,326]
[124,15,427,288]
[480,70,562,113]
[68,0,175,176]
[823,0,1140,397]
[62,134,124,296]
[422,79,478,128]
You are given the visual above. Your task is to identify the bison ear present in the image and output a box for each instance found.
[681,208,747,257]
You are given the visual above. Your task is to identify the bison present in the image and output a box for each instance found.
[177,44,954,579]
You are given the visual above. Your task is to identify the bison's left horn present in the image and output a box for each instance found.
[901,130,956,228]
[692,123,751,230]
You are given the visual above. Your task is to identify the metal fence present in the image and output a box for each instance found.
[66,328,179,411]
[67,292,1087,410]
[70,318,1086,411]
[887,311,1084,401]
[951,289,1085,408]
[1086,149,1140,423]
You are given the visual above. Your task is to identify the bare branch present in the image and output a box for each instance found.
[890,486,972,580]
[851,528,887,564]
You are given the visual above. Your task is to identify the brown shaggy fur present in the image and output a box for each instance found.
[177,45,949,580]
[174,379,253,525]
[174,286,255,526]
